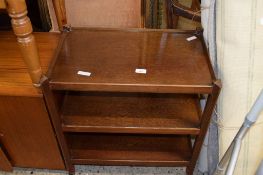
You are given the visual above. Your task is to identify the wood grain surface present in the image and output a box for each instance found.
[0,32,60,97]
[67,133,192,166]
[0,96,65,170]
[0,0,5,9]
[49,28,214,93]
[62,92,201,134]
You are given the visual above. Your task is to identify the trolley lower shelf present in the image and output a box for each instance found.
[66,133,192,166]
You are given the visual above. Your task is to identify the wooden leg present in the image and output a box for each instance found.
[166,0,179,29]
[69,165,75,175]
[166,0,173,28]
[42,79,72,171]
[191,0,200,11]
[52,0,67,31]
[5,0,43,85]
[187,80,221,174]
[141,0,146,28]
[0,146,12,172]
[172,14,179,29]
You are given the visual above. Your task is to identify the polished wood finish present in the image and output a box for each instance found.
[166,0,179,29]
[52,0,67,31]
[0,32,60,97]
[0,146,12,171]
[49,28,214,93]
[46,28,220,174]
[1,1,219,173]
[5,0,43,85]
[0,0,6,9]
[141,0,146,28]
[0,2,64,170]
[62,92,201,135]
[0,96,65,170]
[42,80,73,171]
[66,133,192,166]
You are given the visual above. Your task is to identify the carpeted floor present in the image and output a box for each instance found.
[0,166,191,175]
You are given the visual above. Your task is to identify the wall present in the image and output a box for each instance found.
[217,0,263,174]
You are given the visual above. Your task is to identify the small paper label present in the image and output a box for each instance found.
[260,17,263,25]
[186,36,197,41]
[135,68,147,74]
[77,71,91,77]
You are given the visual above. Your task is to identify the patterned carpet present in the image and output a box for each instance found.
[0,166,188,175]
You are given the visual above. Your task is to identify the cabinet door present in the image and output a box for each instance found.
[0,96,65,170]
[0,146,12,171]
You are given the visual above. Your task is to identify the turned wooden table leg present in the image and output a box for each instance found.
[5,0,43,85]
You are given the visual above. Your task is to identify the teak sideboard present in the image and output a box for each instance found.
[43,28,221,175]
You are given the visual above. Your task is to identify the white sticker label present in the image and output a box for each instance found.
[186,36,197,41]
[77,71,91,77]
[135,68,147,74]
[260,17,263,25]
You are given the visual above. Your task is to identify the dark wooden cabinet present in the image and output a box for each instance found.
[44,28,221,175]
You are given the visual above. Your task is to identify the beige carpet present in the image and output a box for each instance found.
[0,166,190,175]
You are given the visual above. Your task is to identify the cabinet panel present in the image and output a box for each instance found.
[0,96,65,170]
[0,146,12,172]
